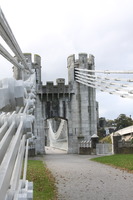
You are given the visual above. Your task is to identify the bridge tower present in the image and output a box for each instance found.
[33,53,98,154]
[67,53,97,153]
[33,54,46,154]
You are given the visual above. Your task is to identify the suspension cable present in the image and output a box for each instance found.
[75,68,133,98]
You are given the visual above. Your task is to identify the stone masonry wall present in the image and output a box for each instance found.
[34,53,98,154]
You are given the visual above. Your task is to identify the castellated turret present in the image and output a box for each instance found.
[67,53,97,153]
[33,53,98,154]
[34,54,42,85]
[13,53,42,82]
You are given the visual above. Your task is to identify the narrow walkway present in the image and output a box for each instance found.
[44,148,133,200]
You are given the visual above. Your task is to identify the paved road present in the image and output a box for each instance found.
[44,147,133,200]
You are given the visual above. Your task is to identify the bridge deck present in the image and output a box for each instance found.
[45,146,67,154]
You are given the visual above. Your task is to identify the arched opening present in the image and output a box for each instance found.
[44,117,68,154]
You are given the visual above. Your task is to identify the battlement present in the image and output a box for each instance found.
[22,53,42,84]
[22,53,41,68]
[67,54,75,67]
[67,53,95,69]
[34,52,97,154]
[67,53,95,83]
[42,79,70,95]
[23,53,32,64]
[56,78,65,84]
[34,54,41,66]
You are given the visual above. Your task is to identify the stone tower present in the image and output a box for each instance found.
[67,53,97,153]
[33,54,45,154]
[32,53,98,154]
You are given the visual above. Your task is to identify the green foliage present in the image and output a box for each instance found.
[106,119,115,127]
[99,117,106,128]
[27,160,57,200]
[99,135,112,144]
[114,114,133,131]
[98,114,133,135]
[91,154,133,172]
[131,138,133,144]
[97,127,106,138]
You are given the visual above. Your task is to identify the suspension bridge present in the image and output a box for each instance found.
[0,7,133,200]
[47,118,68,151]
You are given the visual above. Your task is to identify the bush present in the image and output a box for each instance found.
[99,135,112,144]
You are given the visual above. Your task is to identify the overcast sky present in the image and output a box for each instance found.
[1,0,133,120]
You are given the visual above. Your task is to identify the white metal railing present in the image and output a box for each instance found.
[0,109,34,199]
[0,7,36,200]
[0,8,33,73]
[79,140,92,148]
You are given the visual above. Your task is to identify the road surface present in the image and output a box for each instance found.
[44,147,133,200]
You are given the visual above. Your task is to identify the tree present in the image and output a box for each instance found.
[114,114,133,131]
[99,117,106,128]
[106,119,115,127]
[97,127,106,138]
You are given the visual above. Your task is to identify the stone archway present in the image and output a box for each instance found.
[44,117,68,153]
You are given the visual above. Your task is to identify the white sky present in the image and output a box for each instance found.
[1,0,133,120]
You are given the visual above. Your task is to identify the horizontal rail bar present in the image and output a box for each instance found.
[23,139,29,182]
[9,134,26,196]
[0,120,24,200]
[0,121,16,164]
[0,43,24,69]
[0,121,8,141]
[0,8,33,73]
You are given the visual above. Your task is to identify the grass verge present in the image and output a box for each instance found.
[27,160,57,200]
[91,154,133,173]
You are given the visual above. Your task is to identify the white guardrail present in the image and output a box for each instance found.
[0,7,36,200]
[0,77,35,200]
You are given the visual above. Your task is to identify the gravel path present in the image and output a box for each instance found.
[44,147,133,200]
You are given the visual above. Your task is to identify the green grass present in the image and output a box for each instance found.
[27,160,57,200]
[91,154,133,172]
